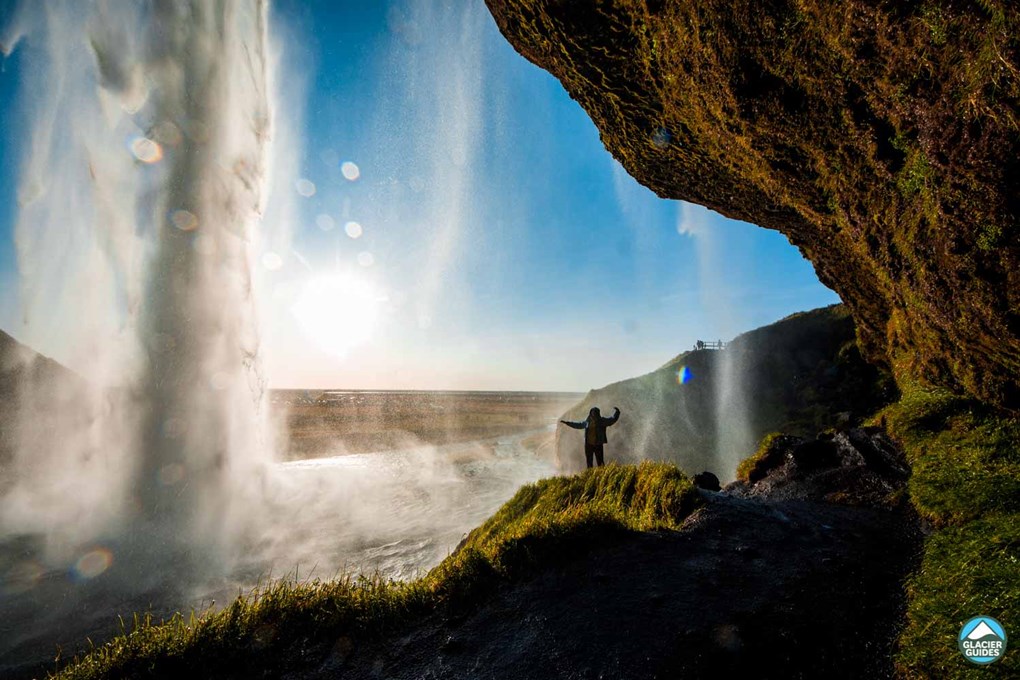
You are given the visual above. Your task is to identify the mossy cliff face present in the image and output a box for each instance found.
[484,0,1019,409]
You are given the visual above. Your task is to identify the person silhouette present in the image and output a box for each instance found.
[560,406,621,468]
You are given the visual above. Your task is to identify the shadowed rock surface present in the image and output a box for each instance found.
[316,492,920,680]
[307,428,919,680]
[484,0,1020,409]
[692,470,720,491]
[727,426,911,505]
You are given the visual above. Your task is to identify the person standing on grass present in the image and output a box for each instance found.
[560,406,621,468]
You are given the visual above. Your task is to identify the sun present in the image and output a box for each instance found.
[291,273,382,357]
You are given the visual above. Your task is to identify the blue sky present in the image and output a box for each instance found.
[0,0,838,391]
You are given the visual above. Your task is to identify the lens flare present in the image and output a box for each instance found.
[2,560,44,594]
[152,120,183,147]
[158,463,185,486]
[341,161,360,181]
[316,214,335,231]
[357,251,374,267]
[210,371,231,390]
[72,548,113,581]
[344,221,363,239]
[162,417,183,439]
[677,365,693,385]
[295,178,316,197]
[130,137,163,164]
[171,209,199,231]
[262,252,283,271]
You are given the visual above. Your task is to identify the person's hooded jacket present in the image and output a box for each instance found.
[561,407,621,445]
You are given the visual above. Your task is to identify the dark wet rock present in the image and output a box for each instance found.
[692,470,720,491]
[324,494,921,680]
[726,427,910,506]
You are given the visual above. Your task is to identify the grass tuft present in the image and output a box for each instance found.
[875,383,1020,525]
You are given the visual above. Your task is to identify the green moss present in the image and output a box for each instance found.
[736,431,784,482]
[52,463,701,680]
[897,514,1019,678]
[876,383,1020,524]
[874,385,1020,677]
[459,461,699,551]
[976,223,1003,251]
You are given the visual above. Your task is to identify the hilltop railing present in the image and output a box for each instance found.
[693,340,726,350]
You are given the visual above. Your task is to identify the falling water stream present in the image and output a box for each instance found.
[676,201,755,479]
[0,0,275,582]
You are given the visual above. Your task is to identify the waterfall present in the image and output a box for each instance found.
[676,201,754,480]
[2,0,276,574]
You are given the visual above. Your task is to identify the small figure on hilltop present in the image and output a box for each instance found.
[560,406,621,468]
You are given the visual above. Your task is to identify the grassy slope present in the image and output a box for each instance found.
[873,384,1020,678]
[52,463,701,679]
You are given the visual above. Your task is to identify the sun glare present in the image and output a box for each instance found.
[292,273,382,357]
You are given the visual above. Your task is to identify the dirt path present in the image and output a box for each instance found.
[318,492,921,679]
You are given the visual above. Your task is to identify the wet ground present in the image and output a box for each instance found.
[319,491,922,680]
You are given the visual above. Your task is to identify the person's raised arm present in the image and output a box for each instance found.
[560,419,586,429]
[604,407,621,426]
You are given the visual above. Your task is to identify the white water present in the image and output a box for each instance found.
[0,0,515,572]
[257,431,555,581]
[0,3,563,671]
[0,1,277,577]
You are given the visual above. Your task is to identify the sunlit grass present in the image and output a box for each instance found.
[735,431,787,483]
[874,384,1020,677]
[52,462,701,680]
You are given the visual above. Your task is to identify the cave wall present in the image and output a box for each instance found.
[485,0,1019,408]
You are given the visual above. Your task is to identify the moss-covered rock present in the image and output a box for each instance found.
[484,0,1020,409]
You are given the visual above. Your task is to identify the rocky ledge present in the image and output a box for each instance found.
[727,426,912,506]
